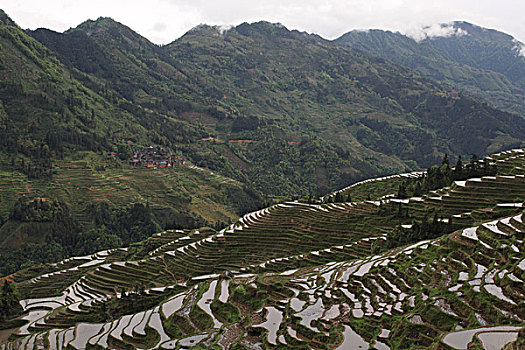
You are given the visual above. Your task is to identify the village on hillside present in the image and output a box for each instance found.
[127,146,186,168]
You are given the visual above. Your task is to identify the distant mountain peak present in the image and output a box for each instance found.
[187,21,289,35]
[334,22,525,117]
[85,16,121,26]
[179,20,313,44]
[68,16,156,49]
[342,21,522,49]
[71,16,150,40]
[240,21,290,31]
[0,9,18,27]
[74,17,123,35]
[185,23,233,37]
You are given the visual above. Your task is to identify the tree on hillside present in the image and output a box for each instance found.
[0,281,22,321]
[334,192,344,203]
[454,156,463,177]
[117,143,132,160]
[413,182,422,197]
[397,181,408,199]
[442,154,449,166]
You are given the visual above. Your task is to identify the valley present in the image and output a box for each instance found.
[0,8,524,349]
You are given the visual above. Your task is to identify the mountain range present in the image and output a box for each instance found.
[3,11,525,191]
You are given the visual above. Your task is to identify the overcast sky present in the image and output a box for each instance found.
[2,0,525,45]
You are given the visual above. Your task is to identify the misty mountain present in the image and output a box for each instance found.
[335,21,525,117]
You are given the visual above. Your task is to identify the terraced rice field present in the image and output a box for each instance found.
[0,156,243,237]
[2,149,524,349]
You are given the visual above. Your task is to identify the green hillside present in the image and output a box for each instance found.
[0,151,267,275]
[29,17,525,186]
[1,9,525,282]
[334,22,525,117]
[1,148,524,349]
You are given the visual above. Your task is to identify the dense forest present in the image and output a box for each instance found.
[1,199,160,275]
[0,281,21,323]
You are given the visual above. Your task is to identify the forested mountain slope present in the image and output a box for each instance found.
[0,11,264,275]
[335,21,525,117]
[3,11,524,198]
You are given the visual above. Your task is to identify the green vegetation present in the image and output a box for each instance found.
[230,284,266,311]
[165,313,196,336]
[210,300,241,323]
[1,149,524,349]
[189,305,214,331]
[0,281,21,322]
[385,211,457,248]
[0,11,524,277]
[0,318,26,331]
[335,22,525,118]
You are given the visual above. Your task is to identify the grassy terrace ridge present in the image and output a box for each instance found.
[326,148,525,202]
[1,148,524,349]
[0,152,245,225]
[0,150,268,276]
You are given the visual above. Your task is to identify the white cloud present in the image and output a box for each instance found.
[216,25,233,35]
[512,39,525,57]
[405,23,469,42]
[1,0,524,45]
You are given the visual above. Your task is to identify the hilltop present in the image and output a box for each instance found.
[0,148,524,349]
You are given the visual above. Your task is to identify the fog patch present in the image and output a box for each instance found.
[405,22,468,42]
[512,39,525,57]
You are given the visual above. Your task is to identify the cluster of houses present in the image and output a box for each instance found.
[128,146,186,168]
